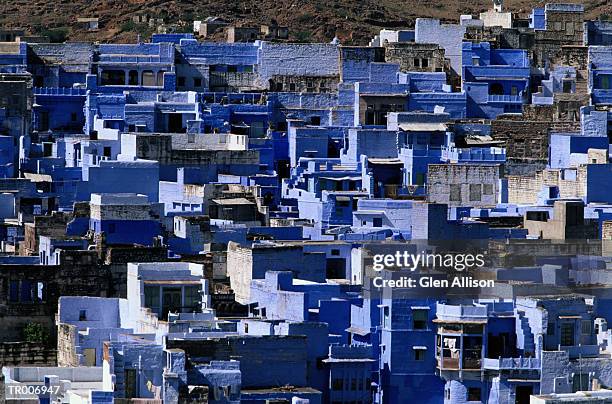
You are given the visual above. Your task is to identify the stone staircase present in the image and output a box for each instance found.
[516,310,536,356]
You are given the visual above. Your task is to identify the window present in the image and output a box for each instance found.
[489,83,504,95]
[382,306,390,328]
[36,282,45,302]
[184,286,201,311]
[365,108,375,125]
[332,378,343,390]
[20,280,33,302]
[414,348,426,361]
[483,184,493,195]
[469,184,482,202]
[582,320,592,335]
[450,184,462,202]
[9,281,19,302]
[177,76,186,87]
[373,217,383,227]
[39,111,49,131]
[144,286,160,311]
[421,58,429,68]
[560,322,575,346]
[142,70,155,86]
[511,86,518,96]
[128,70,139,85]
[79,310,87,321]
[527,211,549,222]
[100,70,125,86]
[467,387,481,401]
[193,78,202,87]
[413,309,428,329]
[71,112,77,122]
[413,58,420,67]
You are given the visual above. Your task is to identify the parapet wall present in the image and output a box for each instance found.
[0,342,56,367]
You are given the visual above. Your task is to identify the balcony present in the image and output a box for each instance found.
[441,146,506,163]
[436,354,482,371]
[483,357,541,370]
[399,144,443,158]
[98,55,164,64]
[487,94,524,103]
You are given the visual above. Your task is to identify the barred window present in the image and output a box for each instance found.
[469,184,482,202]
[450,184,462,202]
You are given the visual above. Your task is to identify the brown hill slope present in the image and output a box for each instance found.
[0,0,609,44]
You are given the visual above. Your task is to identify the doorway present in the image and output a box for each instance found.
[162,287,182,318]
[168,113,185,133]
[515,386,533,404]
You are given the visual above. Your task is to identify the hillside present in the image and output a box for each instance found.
[0,0,609,44]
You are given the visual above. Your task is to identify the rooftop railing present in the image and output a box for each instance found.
[33,87,87,96]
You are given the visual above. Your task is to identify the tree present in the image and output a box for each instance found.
[22,322,49,344]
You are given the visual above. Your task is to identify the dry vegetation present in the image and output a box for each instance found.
[0,0,609,44]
